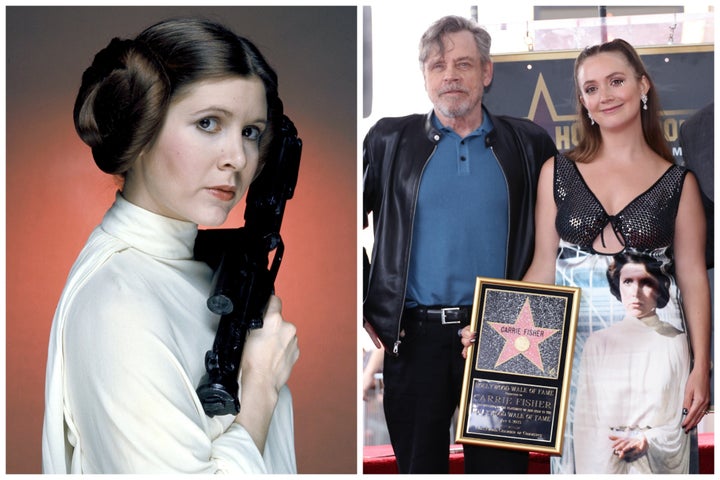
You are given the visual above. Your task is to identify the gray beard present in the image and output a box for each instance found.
[436,102,471,118]
[434,91,481,119]
[436,95,481,119]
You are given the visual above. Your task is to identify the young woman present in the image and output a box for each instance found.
[42,18,299,473]
[522,39,711,474]
[461,38,710,474]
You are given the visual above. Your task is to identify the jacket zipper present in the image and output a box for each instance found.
[394,142,439,355]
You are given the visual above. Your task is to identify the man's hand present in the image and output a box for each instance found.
[459,325,476,358]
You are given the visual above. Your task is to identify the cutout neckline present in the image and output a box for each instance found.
[567,158,676,218]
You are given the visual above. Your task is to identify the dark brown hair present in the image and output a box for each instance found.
[606,251,671,309]
[74,18,281,175]
[567,38,673,164]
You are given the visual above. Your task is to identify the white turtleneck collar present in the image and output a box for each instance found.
[100,192,198,260]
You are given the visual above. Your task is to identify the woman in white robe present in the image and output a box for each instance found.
[42,18,299,474]
[573,254,690,473]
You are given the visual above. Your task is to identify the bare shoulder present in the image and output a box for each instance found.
[537,155,557,188]
[541,154,557,172]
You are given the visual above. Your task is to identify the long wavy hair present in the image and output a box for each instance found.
[567,38,673,164]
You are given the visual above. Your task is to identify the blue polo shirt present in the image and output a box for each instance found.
[406,112,509,307]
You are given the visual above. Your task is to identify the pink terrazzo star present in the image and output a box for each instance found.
[488,297,559,371]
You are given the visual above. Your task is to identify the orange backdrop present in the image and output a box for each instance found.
[6,6,358,474]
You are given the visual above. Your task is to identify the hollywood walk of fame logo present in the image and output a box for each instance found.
[488,297,559,372]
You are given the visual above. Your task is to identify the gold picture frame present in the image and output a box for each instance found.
[456,277,580,454]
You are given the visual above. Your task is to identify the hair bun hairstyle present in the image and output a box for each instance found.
[73,37,170,174]
[73,19,281,176]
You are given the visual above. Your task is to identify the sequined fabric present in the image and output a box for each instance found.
[554,154,686,251]
[550,153,695,474]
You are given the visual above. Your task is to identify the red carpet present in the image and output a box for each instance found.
[363,432,714,474]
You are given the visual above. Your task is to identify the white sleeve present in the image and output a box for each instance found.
[573,337,612,473]
[62,267,294,473]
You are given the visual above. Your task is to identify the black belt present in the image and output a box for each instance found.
[403,305,471,325]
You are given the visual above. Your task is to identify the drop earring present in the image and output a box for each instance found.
[588,111,595,126]
[641,93,648,110]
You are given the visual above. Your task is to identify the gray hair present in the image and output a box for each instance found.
[418,15,492,68]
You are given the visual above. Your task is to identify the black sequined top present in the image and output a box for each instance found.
[554,154,686,251]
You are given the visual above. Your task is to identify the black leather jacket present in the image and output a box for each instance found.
[363,110,557,355]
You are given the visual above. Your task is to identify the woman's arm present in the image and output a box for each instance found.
[672,171,711,432]
[65,267,296,473]
[236,295,299,453]
[523,156,560,285]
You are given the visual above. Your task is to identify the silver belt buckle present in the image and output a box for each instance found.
[441,307,461,324]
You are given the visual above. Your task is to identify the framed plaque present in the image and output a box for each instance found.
[456,277,580,454]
